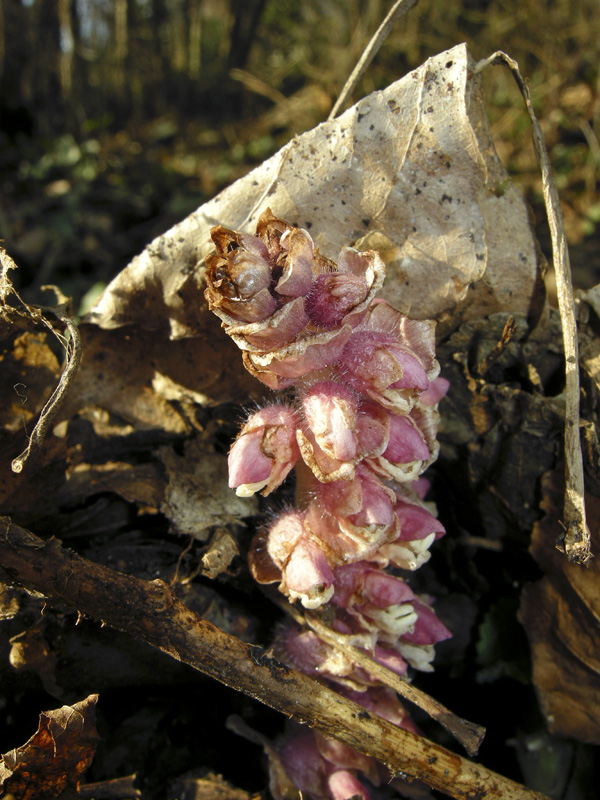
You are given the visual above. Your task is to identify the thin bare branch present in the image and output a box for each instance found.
[329,0,419,121]
[11,300,82,474]
[0,518,550,800]
[1,251,84,474]
[475,52,592,564]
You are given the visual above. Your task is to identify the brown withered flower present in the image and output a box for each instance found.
[204,208,386,388]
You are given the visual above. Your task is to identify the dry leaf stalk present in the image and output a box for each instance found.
[475,52,592,564]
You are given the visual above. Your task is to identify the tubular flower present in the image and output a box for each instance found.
[335,300,439,414]
[228,404,301,496]
[249,510,335,609]
[206,212,451,800]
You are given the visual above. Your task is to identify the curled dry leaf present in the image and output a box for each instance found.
[160,437,258,540]
[0,694,100,800]
[519,468,600,744]
[87,43,542,343]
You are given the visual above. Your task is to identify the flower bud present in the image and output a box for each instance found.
[205,210,386,389]
[296,381,361,481]
[401,597,452,646]
[228,404,301,496]
[337,301,439,414]
[264,510,334,608]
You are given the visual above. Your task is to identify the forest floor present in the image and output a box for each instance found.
[1,19,599,799]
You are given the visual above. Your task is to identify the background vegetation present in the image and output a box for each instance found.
[1,0,599,310]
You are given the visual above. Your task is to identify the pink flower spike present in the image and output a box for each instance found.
[228,404,301,496]
[420,376,450,406]
[301,381,359,463]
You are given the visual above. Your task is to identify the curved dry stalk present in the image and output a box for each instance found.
[328,0,419,121]
[11,309,81,474]
[0,518,550,800]
[1,250,83,475]
[475,52,592,564]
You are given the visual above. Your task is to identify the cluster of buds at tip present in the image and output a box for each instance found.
[206,210,450,800]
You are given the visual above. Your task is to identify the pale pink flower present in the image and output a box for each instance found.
[394,598,452,673]
[370,492,446,572]
[336,301,439,414]
[301,381,360,463]
[228,404,301,497]
[251,510,334,608]
[420,375,450,406]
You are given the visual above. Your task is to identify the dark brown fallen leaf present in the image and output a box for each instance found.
[0,694,100,800]
[519,469,600,744]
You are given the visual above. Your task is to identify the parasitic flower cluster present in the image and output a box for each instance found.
[206,209,450,800]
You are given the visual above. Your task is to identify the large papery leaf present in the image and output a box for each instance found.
[87,44,543,341]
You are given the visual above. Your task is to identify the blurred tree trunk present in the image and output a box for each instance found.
[227,0,267,71]
[188,0,202,79]
[170,0,187,73]
[113,0,129,98]
[0,0,4,79]
[30,0,62,136]
[58,0,73,101]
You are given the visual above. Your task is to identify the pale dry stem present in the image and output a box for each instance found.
[1,249,83,474]
[328,0,420,121]
[278,595,486,757]
[475,52,592,565]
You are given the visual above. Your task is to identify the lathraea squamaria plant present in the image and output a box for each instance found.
[205,209,450,800]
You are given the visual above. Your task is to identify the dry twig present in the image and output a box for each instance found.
[0,250,83,474]
[328,0,419,120]
[293,604,486,757]
[475,52,592,564]
[0,517,550,800]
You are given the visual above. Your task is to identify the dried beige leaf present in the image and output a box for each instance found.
[88,44,542,340]
[519,469,600,744]
[160,438,258,540]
